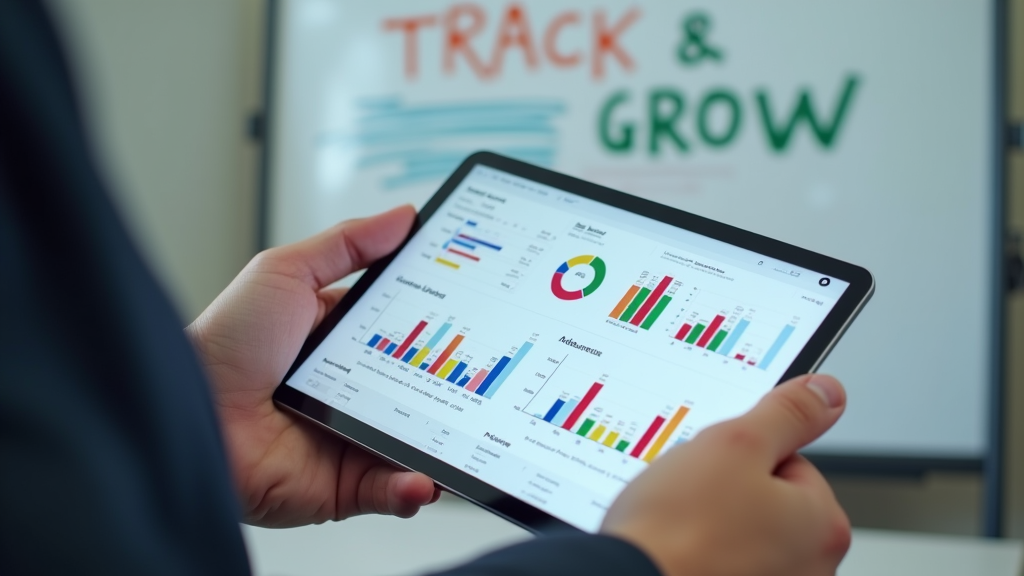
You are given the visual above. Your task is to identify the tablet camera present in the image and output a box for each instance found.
[819,277,831,287]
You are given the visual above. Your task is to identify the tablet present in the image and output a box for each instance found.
[274,152,874,533]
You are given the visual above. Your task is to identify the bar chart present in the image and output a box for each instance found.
[366,316,536,399]
[666,301,800,371]
[434,220,503,270]
[424,203,554,292]
[608,272,682,330]
[527,377,694,463]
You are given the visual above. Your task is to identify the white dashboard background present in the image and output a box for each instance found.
[265,0,997,460]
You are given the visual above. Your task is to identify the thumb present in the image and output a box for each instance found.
[278,204,416,291]
[731,374,846,469]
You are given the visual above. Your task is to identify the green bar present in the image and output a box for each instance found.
[685,324,706,344]
[618,287,651,322]
[639,295,672,330]
[615,440,630,452]
[707,329,729,352]
[577,419,596,437]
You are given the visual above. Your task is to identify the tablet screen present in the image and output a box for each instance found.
[284,164,850,531]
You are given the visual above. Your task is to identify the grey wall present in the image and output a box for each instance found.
[52,0,1024,543]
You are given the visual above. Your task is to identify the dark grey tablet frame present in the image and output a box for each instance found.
[253,0,1010,536]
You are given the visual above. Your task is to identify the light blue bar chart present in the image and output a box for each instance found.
[759,324,796,370]
[718,318,750,357]
[481,341,534,399]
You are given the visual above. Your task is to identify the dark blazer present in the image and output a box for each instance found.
[0,2,660,575]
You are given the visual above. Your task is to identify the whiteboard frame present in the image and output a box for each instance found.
[254,0,1009,536]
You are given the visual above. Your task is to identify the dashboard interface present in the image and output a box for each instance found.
[286,165,850,531]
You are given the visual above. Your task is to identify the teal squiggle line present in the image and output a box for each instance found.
[318,95,564,190]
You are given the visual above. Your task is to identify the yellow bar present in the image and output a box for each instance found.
[642,406,690,463]
[435,257,460,269]
[588,424,607,441]
[566,254,595,267]
[610,285,641,318]
[602,431,620,448]
[409,347,432,367]
[437,359,459,379]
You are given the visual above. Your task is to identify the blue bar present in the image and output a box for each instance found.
[760,324,796,370]
[367,334,382,348]
[466,220,477,226]
[446,362,468,383]
[419,362,430,370]
[456,375,471,387]
[401,347,419,363]
[718,319,749,356]
[483,342,533,399]
[450,238,476,250]
[424,323,452,350]
[475,356,512,396]
[551,399,578,427]
[543,399,566,422]
[458,234,502,251]
[384,343,398,355]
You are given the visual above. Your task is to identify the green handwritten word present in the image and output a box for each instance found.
[598,75,860,154]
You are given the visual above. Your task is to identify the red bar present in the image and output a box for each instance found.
[375,338,391,352]
[746,360,756,366]
[427,334,465,374]
[696,315,726,348]
[630,415,666,458]
[629,276,673,326]
[734,354,745,361]
[561,383,604,431]
[447,247,480,262]
[392,321,427,359]
[674,323,693,341]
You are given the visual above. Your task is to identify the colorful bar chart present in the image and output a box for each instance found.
[480,342,534,399]
[609,274,678,330]
[391,320,427,360]
[561,383,603,431]
[365,316,533,399]
[535,381,691,464]
[642,406,691,462]
[695,315,725,348]
[629,416,666,458]
[435,221,503,270]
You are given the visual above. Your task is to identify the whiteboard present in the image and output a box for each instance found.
[264,0,998,461]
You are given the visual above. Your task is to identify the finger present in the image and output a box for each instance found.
[775,454,831,492]
[776,455,852,560]
[280,204,416,291]
[723,374,845,469]
[383,471,437,518]
[359,466,436,519]
[314,287,349,330]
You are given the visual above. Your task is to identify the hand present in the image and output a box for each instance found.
[186,205,440,528]
[602,374,850,576]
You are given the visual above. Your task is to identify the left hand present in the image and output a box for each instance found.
[186,205,440,528]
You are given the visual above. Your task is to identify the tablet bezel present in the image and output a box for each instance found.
[273,151,875,534]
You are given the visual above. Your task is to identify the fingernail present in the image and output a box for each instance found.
[807,374,843,408]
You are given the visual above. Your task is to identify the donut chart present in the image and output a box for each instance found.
[551,255,607,300]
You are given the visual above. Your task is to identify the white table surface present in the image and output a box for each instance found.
[243,495,1023,576]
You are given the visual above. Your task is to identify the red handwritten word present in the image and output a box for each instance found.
[383,3,640,81]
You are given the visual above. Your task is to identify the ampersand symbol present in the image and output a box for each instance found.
[677,12,723,65]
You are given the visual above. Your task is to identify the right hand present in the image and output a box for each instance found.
[601,374,851,576]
